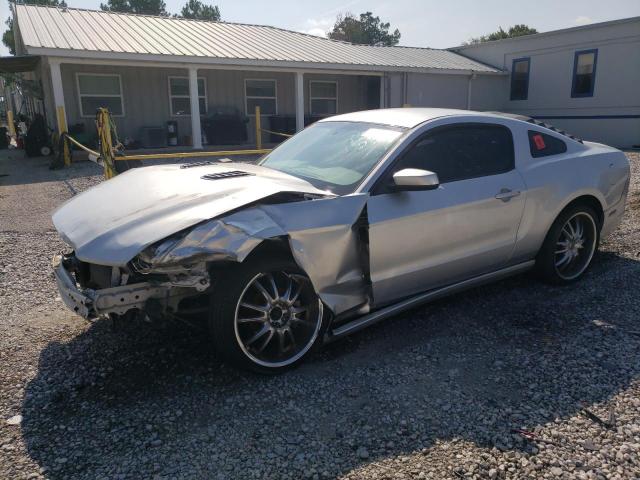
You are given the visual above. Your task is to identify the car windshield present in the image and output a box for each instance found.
[259,121,405,194]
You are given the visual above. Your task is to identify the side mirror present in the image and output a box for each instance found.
[392,168,440,191]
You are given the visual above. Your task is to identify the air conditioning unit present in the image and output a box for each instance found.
[138,126,167,148]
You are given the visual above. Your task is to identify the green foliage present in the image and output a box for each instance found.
[100,0,168,16]
[466,24,538,45]
[3,0,67,55]
[3,18,14,55]
[180,0,221,21]
[328,11,401,46]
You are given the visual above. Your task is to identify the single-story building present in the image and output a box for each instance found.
[4,4,638,149]
[451,16,640,148]
[6,3,502,149]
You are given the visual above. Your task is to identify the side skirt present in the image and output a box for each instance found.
[327,260,535,340]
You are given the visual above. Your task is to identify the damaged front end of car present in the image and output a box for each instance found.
[52,249,210,320]
[53,191,372,324]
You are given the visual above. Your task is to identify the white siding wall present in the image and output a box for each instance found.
[455,18,640,147]
[407,73,470,109]
[470,75,508,111]
[389,71,505,111]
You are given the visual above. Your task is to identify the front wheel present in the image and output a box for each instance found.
[535,205,600,284]
[209,256,325,374]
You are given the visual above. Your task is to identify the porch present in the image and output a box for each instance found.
[46,59,385,151]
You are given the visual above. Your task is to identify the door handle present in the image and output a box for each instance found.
[495,188,521,202]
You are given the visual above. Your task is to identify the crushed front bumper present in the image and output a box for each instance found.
[52,254,186,320]
[53,254,94,318]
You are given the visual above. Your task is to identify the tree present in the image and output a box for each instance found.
[466,24,538,45]
[100,0,168,16]
[328,12,400,46]
[180,0,220,21]
[3,18,15,55]
[2,0,67,55]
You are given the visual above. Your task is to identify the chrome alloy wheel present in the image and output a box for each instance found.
[554,212,597,281]
[234,271,323,368]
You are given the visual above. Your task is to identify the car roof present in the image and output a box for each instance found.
[319,108,481,128]
[484,111,583,143]
[319,108,584,143]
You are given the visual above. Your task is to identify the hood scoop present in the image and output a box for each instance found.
[180,161,216,169]
[201,170,254,181]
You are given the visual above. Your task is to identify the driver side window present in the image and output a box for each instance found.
[394,123,515,184]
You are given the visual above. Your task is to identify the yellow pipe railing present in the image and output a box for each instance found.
[55,107,296,179]
[56,106,71,167]
[116,149,272,161]
[259,127,293,138]
[65,134,100,158]
[255,105,262,150]
[96,108,118,179]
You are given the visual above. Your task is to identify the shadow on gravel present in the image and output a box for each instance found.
[21,251,640,479]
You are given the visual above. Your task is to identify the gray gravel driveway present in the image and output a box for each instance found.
[1,151,639,479]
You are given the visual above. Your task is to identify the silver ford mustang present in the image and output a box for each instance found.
[52,108,630,373]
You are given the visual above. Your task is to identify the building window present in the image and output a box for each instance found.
[76,73,124,117]
[245,79,277,115]
[168,77,207,116]
[310,81,338,115]
[571,49,598,98]
[510,58,530,101]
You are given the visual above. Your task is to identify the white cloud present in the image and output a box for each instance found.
[303,28,327,37]
[574,15,593,26]
[298,17,332,37]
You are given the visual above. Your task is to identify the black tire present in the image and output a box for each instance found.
[208,255,326,374]
[535,204,600,285]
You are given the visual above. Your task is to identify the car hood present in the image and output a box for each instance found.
[52,162,329,266]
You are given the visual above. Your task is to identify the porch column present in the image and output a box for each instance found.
[188,66,202,149]
[295,72,304,132]
[379,75,385,108]
[49,59,67,134]
[466,73,476,110]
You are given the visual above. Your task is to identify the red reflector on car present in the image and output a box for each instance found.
[533,134,546,150]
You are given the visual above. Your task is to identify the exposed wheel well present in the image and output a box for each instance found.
[244,237,297,263]
[207,238,297,276]
[561,195,604,229]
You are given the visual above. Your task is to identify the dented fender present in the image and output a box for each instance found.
[138,194,370,315]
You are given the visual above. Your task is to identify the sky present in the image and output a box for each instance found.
[1,0,639,56]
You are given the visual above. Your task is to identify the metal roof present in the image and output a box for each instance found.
[451,15,640,51]
[14,4,501,74]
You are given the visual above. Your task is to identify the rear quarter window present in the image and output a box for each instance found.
[528,130,568,158]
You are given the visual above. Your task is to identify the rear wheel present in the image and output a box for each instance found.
[209,256,325,374]
[535,205,600,284]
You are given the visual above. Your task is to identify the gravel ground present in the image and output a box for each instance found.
[1,151,639,480]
